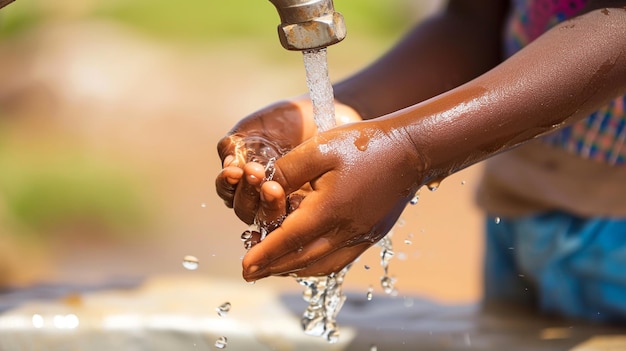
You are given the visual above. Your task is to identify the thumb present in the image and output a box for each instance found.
[271,136,335,195]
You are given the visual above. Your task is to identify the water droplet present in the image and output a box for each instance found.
[381,276,396,295]
[215,336,227,349]
[240,231,252,241]
[397,252,408,261]
[200,203,207,208]
[366,286,373,301]
[364,265,370,270]
[494,217,501,224]
[182,255,199,270]
[404,239,412,245]
[410,195,419,205]
[216,302,231,317]
[461,180,466,185]
[327,329,340,343]
[426,180,440,192]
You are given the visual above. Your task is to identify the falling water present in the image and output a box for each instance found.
[297,47,350,343]
[302,48,336,133]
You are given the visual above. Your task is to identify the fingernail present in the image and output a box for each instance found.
[244,265,267,281]
[247,265,260,274]
[260,190,275,203]
[226,175,239,185]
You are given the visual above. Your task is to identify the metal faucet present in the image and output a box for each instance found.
[268,0,346,51]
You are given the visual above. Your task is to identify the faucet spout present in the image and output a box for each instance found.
[268,0,346,51]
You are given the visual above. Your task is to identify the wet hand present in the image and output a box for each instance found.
[215,98,360,224]
[216,99,316,224]
[241,118,425,281]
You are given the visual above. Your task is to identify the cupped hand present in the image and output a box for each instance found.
[215,99,315,225]
[216,97,361,225]
[241,118,425,281]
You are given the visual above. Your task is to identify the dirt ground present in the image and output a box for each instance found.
[0,21,485,303]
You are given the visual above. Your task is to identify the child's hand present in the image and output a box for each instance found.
[216,99,315,224]
[241,118,424,281]
[216,98,361,225]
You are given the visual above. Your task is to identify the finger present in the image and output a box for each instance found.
[291,242,371,277]
[215,166,244,208]
[272,137,334,195]
[257,181,287,232]
[242,193,336,281]
[217,135,245,165]
[232,162,266,224]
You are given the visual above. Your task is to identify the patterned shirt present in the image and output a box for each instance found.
[505,0,626,165]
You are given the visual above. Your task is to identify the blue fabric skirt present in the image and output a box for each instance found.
[484,212,626,323]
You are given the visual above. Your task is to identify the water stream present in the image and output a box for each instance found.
[302,48,336,132]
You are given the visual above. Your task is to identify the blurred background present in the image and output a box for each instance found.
[0,0,485,304]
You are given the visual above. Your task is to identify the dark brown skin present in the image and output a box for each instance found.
[216,0,626,281]
[0,0,15,10]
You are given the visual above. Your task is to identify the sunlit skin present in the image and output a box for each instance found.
[216,0,626,281]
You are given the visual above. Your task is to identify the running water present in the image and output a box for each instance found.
[302,48,336,133]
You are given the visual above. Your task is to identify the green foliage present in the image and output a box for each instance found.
[0,0,44,38]
[0,0,414,43]
[0,140,152,241]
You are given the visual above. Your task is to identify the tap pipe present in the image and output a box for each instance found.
[268,0,346,51]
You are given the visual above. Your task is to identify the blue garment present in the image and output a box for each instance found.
[484,212,626,323]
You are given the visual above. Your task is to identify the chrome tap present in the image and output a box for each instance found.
[268,0,346,51]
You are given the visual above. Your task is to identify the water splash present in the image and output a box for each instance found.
[378,233,398,295]
[240,231,252,241]
[297,266,350,343]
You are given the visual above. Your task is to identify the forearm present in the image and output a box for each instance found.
[398,7,626,183]
[333,1,507,120]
